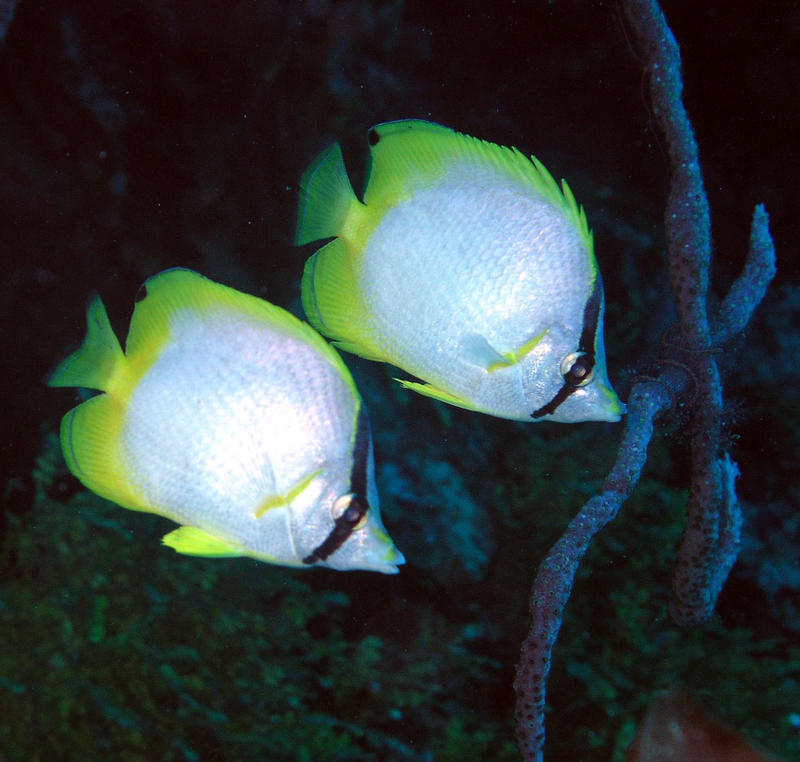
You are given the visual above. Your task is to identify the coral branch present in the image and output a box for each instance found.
[626,0,712,348]
[513,0,776,759]
[514,381,671,759]
[669,453,744,624]
[713,204,777,345]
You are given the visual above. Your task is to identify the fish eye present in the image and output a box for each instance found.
[331,493,368,531]
[560,351,594,387]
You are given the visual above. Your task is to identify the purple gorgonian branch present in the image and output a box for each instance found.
[513,1,776,759]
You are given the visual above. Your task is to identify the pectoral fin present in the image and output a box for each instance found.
[460,333,514,371]
[254,469,323,518]
[461,330,550,372]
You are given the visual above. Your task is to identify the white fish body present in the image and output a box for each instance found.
[297,120,624,423]
[49,268,403,573]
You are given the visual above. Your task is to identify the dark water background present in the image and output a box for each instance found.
[1,1,797,760]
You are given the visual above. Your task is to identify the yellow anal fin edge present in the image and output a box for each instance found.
[301,238,387,363]
[59,394,151,515]
[395,378,486,414]
[162,526,246,558]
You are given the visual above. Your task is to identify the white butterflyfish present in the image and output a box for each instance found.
[48,268,403,573]
[296,119,624,423]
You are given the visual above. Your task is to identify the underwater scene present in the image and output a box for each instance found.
[1,1,797,760]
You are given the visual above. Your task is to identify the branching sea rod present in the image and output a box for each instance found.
[513,1,776,759]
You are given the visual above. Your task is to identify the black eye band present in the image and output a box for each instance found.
[531,275,602,419]
[302,405,372,565]
[302,495,368,564]
[531,353,596,418]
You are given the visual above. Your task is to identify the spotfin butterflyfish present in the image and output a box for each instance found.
[296,119,624,423]
[48,268,404,574]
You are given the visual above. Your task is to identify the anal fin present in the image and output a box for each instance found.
[162,526,245,558]
[395,378,485,414]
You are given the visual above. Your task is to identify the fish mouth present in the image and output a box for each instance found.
[533,380,624,423]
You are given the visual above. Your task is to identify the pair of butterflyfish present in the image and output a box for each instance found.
[50,120,622,574]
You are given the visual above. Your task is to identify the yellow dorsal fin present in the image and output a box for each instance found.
[48,295,125,393]
[126,268,358,394]
[162,526,245,558]
[363,120,593,251]
[124,267,234,359]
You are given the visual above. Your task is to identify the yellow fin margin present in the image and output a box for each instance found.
[59,395,150,514]
[128,268,325,358]
[395,378,487,414]
[364,120,594,253]
[130,268,361,400]
[162,526,246,558]
[301,239,388,364]
[162,526,286,565]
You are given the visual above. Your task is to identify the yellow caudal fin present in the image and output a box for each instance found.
[58,394,150,513]
[162,526,246,558]
[295,142,360,246]
[301,238,387,363]
[48,295,125,392]
[50,292,147,512]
